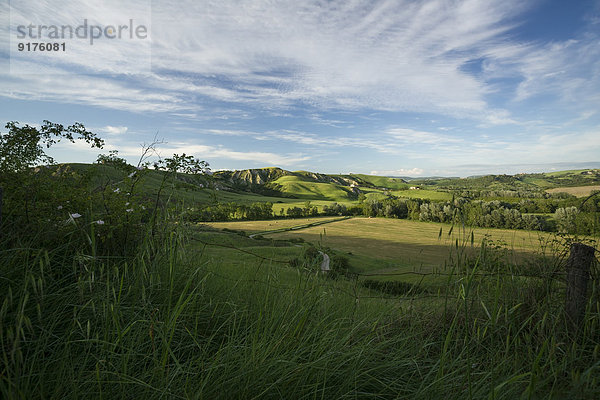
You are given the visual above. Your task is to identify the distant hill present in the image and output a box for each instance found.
[45,164,600,204]
[389,176,459,182]
[212,168,410,201]
[213,167,290,186]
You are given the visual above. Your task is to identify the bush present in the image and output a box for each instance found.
[329,254,351,278]
[301,245,323,269]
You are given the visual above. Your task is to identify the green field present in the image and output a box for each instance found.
[4,153,600,398]
[271,175,353,201]
[209,217,562,284]
[346,173,409,189]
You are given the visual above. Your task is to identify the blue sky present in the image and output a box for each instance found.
[1,0,600,177]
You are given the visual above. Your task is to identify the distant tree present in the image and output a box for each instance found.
[555,206,580,232]
[96,150,131,171]
[286,206,303,218]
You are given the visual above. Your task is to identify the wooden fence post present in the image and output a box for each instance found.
[565,242,596,331]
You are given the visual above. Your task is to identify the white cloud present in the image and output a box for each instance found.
[147,0,523,117]
[513,38,600,105]
[370,168,425,176]
[3,0,599,176]
[1,0,537,120]
[101,125,128,135]
[47,138,311,167]
[385,128,462,145]
[151,144,311,167]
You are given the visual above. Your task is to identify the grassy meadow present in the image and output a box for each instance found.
[2,155,600,399]
[209,216,558,271]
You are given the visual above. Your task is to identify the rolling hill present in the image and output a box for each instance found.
[46,163,600,207]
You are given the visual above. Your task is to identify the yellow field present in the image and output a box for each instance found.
[208,217,563,272]
[208,216,343,233]
[546,185,600,197]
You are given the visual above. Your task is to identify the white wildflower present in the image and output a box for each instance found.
[95,220,105,225]
[70,213,82,219]
[113,188,120,193]
[126,208,134,213]
[57,205,63,210]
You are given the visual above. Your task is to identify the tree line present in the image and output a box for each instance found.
[186,194,599,235]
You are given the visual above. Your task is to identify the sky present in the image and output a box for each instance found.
[1,0,600,177]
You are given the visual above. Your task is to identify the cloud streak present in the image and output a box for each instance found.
[2,0,599,175]
[1,0,533,118]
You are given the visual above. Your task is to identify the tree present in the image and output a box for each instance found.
[96,150,131,171]
[555,207,580,233]
[150,153,210,231]
[0,121,103,173]
[0,121,104,232]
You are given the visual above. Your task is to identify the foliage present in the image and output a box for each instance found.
[0,124,599,398]
[153,153,210,175]
[3,221,600,398]
[328,253,350,279]
[301,245,323,270]
[96,149,132,172]
[0,121,104,247]
[183,201,274,222]
[0,120,104,172]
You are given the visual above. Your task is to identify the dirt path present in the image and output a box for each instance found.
[248,216,350,239]
[247,217,345,272]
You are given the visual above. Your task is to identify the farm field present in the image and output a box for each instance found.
[271,175,353,201]
[4,0,600,394]
[4,157,600,399]
[546,185,600,197]
[206,216,346,234]
[208,217,560,278]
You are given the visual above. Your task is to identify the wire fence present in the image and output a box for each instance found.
[189,236,600,308]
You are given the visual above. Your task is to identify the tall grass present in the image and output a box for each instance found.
[1,214,599,399]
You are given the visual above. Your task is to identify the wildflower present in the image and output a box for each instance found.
[57,205,63,210]
[125,202,130,206]
[113,188,120,193]
[95,220,105,225]
[141,205,146,210]
[126,208,134,213]
[70,213,82,219]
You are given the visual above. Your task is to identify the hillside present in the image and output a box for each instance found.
[4,162,600,399]
[45,164,600,207]
[411,169,600,191]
